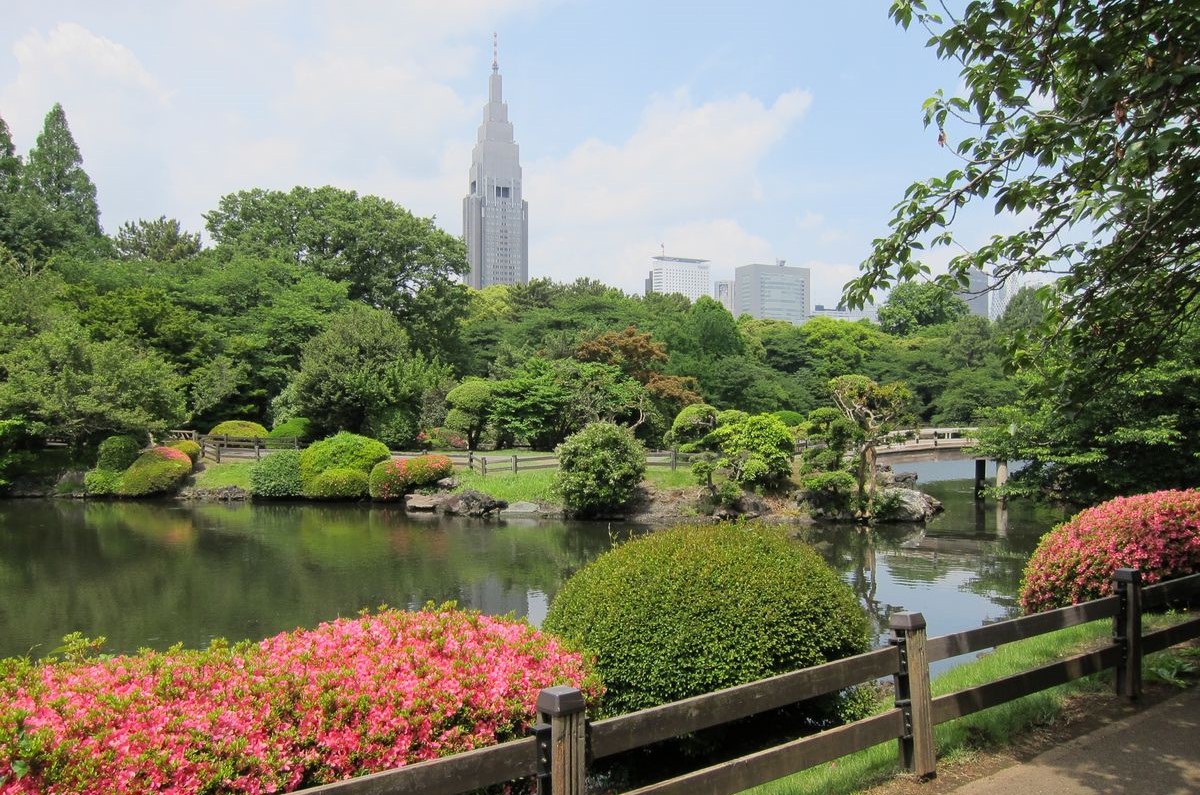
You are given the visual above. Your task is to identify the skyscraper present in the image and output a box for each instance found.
[463,36,528,289]
[954,267,990,318]
[733,261,810,324]
[645,255,711,303]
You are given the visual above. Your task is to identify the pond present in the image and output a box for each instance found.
[0,462,1070,663]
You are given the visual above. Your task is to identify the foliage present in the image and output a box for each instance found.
[553,422,647,516]
[847,0,1200,402]
[298,433,390,491]
[704,413,796,489]
[95,434,143,472]
[543,522,870,717]
[82,468,121,497]
[116,446,193,497]
[403,454,454,487]
[417,426,468,451]
[829,375,914,517]
[666,403,718,449]
[0,418,39,490]
[267,417,311,443]
[249,450,304,498]
[443,379,493,449]
[0,607,597,793]
[876,283,968,336]
[799,470,858,518]
[204,185,470,355]
[113,216,201,262]
[303,467,369,500]
[166,439,201,464]
[209,420,269,438]
[1020,490,1200,613]
[368,459,411,502]
[772,409,805,428]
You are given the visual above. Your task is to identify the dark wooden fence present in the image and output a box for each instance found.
[294,569,1200,795]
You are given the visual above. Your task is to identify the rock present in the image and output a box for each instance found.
[439,489,507,517]
[875,487,943,523]
[436,476,459,490]
[892,471,919,487]
[502,501,543,515]
[404,493,444,512]
[178,485,248,502]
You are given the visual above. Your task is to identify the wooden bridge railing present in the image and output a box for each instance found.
[295,569,1200,795]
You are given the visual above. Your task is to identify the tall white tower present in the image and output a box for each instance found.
[463,35,529,289]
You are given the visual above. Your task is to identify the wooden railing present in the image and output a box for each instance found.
[294,569,1199,795]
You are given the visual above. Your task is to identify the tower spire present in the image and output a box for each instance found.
[492,32,498,73]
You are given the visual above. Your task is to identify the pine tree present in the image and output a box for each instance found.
[23,103,101,239]
[0,114,20,192]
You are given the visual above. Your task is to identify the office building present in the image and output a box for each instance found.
[733,261,810,324]
[811,303,879,323]
[645,255,711,303]
[463,38,528,289]
[955,267,990,318]
[713,279,735,313]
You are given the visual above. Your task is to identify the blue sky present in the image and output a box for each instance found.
[1,1,982,306]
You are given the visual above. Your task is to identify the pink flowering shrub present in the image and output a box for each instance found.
[404,454,454,487]
[0,607,599,794]
[1020,489,1200,613]
[370,456,455,502]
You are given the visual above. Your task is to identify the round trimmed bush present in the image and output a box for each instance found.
[543,521,870,716]
[404,454,454,487]
[666,403,717,448]
[250,450,304,499]
[267,416,311,442]
[1020,489,1200,613]
[299,432,390,490]
[117,446,193,497]
[96,434,143,472]
[83,468,122,496]
[167,439,201,464]
[369,459,411,501]
[209,420,269,438]
[554,422,646,517]
[772,409,805,427]
[305,467,369,500]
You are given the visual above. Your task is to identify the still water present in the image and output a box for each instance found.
[0,461,1069,662]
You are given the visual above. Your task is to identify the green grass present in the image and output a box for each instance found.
[193,461,255,490]
[453,468,559,504]
[645,467,696,489]
[749,613,1196,795]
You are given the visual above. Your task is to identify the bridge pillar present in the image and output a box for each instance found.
[973,459,986,501]
[995,459,1009,490]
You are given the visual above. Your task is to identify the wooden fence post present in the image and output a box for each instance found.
[890,612,936,779]
[671,449,678,470]
[215,438,222,464]
[253,437,261,460]
[512,454,518,474]
[467,450,474,473]
[535,686,586,795]
[481,457,488,477]
[1113,568,1143,700]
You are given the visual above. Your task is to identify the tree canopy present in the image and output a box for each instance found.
[847,0,1200,397]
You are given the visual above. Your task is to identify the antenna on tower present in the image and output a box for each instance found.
[492,32,499,72]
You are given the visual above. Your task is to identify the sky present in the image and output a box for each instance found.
[0,1,992,308]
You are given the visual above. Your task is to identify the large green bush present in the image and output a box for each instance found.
[299,432,390,490]
[543,522,870,717]
[209,420,269,438]
[304,467,369,500]
[554,422,646,517]
[116,446,193,497]
[96,434,143,472]
[249,450,304,498]
[167,439,201,464]
[665,403,717,449]
[83,468,122,496]
[707,413,796,488]
[1020,489,1200,613]
[267,417,311,441]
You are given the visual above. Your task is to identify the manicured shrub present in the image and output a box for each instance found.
[116,446,193,497]
[95,434,143,471]
[554,422,646,517]
[404,453,455,486]
[665,403,717,449]
[304,467,369,500]
[249,450,304,499]
[0,607,598,794]
[298,432,390,490]
[267,416,311,442]
[707,413,796,488]
[209,420,269,438]
[543,521,870,717]
[83,468,122,496]
[772,409,805,427]
[369,459,410,501]
[1020,489,1200,613]
[716,409,749,427]
[167,439,201,464]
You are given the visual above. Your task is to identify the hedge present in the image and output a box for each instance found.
[249,450,304,499]
[116,447,193,497]
[167,439,201,464]
[209,420,269,438]
[95,434,143,472]
[299,433,390,491]
[543,521,870,718]
[1020,489,1200,613]
[267,417,311,443]
[0,607,599,793]
[304,467,369,500]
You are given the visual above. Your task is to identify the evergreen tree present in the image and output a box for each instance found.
[23,103,102,241]
[0,114,20,192]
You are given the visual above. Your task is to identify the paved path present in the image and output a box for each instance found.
[950,685,1200,794]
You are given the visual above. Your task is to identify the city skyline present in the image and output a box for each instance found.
[0,3,1020,307]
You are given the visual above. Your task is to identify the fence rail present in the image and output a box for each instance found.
[292,568,1199,795]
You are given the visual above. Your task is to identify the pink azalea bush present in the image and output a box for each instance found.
[1020,489,1200,613]
[369,456,455,502]
[0,607,599,794]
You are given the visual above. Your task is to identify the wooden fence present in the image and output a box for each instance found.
[294,569,1200,795]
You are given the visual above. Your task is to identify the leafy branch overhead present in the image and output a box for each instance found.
[847,0,1200,394]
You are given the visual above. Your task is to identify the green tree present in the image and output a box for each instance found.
[554,422,647,517]
[876,282,969,336]
[993,285,1048,343]
[22,103,102,241]
[204,186,469,355]
[113,216,202,262]
[847,0,1200,398]
[829,375,914,517]
[444,379,494,449]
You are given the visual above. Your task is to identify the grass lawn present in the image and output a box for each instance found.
[749,613,1198,795]
[193,461,255,490]
[452,462,696,505]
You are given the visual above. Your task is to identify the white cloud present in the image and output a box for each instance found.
[527,88,811,293]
